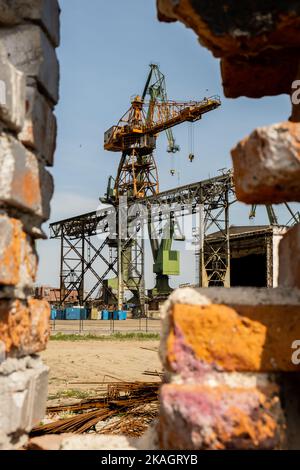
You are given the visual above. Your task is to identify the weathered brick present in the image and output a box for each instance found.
[161,288,300,375]
[0,133,54,220]
[0,0,60,47]
[159,384,281,450]
[0,298,50,357]
[0,356,48,449]
[0,43,25,130]
[157,1,300,99]
[0,24,59,104]
[222,50,300,98]
[0,214,37,287]
[157,1,300,58]
[0,0,59,451]
[231,121,300,204]
[19,86,57,166]
[279,223,300,289]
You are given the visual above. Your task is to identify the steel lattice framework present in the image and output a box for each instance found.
[50,171,235,310]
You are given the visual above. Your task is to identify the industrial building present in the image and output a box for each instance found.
[196,225,288,288]
[34,286,79,306]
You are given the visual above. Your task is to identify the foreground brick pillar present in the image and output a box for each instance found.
[156,1,300,98]
[231,122,300,204]
[0,0,60,449]
[157,0,300,451]
[159,288,300,449]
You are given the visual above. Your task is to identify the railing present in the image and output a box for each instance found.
[50,317,161,335]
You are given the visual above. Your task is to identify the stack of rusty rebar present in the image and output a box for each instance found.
[31,377,160,438]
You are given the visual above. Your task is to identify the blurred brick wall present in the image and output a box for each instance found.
[157,0,300,450]
[0,0,60,449]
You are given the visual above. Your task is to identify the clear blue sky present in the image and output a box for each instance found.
[37,0,297,288]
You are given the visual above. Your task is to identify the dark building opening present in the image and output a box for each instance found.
[230,253,267,287]
[199,226,288,288]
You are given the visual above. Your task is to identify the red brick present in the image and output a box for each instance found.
[222,50,299,98]
[157,1,300,60]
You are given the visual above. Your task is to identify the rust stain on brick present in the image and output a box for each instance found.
[0,217,21,285]
[159,383,280,449]
[0,299,50,356]
[215,404,278,449]
[23,124,34,143]
[28,298,51,346]
[0,215,37,286]
[22,168,40,208]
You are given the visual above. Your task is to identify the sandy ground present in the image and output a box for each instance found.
[41,340,161,404]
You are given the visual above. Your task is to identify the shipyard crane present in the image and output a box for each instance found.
[102,65,221,314]
[104,68,221,200]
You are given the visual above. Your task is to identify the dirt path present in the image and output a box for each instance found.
[41,340,161,404]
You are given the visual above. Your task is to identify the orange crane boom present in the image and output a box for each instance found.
[104,95,221,153]
[145,97,221,135]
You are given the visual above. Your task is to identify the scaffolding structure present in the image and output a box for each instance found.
[50,171,235,311]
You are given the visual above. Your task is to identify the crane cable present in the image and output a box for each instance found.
[188,123,195,163]
[170,152,176,177]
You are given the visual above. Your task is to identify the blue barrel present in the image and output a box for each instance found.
[118,311,127,321]
[65,308,79,320]
[80,308,87,320]
[56,309,65,320]
[65,307,87,320]
[81,308,88,320]
[102,310,110,320]
[50,309,56,320]
[113,310,119,320]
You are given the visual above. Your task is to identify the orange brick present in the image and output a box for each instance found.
[0,298,50,357]
[166,302,300,373]
[0,214,37,287]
